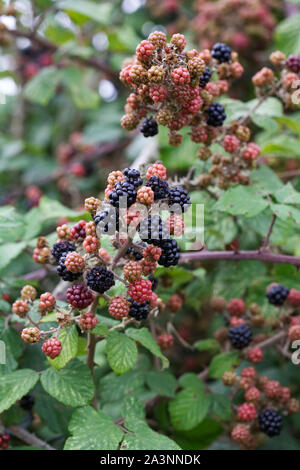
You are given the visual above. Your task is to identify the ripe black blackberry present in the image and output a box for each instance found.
[141,118,158,137]
[211,42,232,63]
[146,175,170,200]
[159,239,180,267]
[206,102,226,127]
[86,266,115,293]
[148,274,158,291]
[94,206,120,235]
[266,284,290,306]
[128,298,150,321]
[168,185,191,210]
[228,324,253,349]
[109,180,137,208]
[123,168,143,188]
[57,253,82,281]
[139,215,170,246]
[258,409,283,437]
[20,394,35,411]
[199,67,211,87]
[51,241,76,262]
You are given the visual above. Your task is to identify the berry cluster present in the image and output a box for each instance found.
[223,367,299,448]
[18,45,53,81]
[120,31,243,146]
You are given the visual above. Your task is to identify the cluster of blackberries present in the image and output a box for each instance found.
[266,284,290,306]
[258,409,283,437]
[86,266,115,294]
[146,176,170,200]
[140,118,158,138]
[228,324,253,349]
[168,186,191,210]
[128,299,150,320]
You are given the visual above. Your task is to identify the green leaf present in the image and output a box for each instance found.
[105,331,138,375]
[38,196,84,221]
[145,371,177,398]
[209,351,240,379]
[121,417,181,450]
[261,136,300,158]
[178,373,204,392]
[24,67,59,105]
[0,370,39,413]
[211,394,232,421]
[274,183,300,205]
[0,206,25,242]
[121,396,145,421]
[64,406,123,450]
[41,359,94,407]
[57,1,113,25]
[47,325,78,370]
[126,327,169,369]
[270,203,300,224]
[0,242,26,271]
[68,84,100,109]
[194,338,220,352]
[275,12,300,55]
[173,419,223,450]
[169,388,211,431]
[90,322,109,337]
[215,186,269,218]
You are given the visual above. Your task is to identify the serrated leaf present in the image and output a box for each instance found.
[215,186,269,218]
[121,396,145,420]
[0,206,25,242]
[121,417,181,450]
[39,196,84,221]
[47,325,78,370]
[0,369,39,413]
[41,359,94,407]
[145,371,177,397]
[169,388,211,431]
[275,12,300,55]
[209,351,240,379]
[24,67,59,105]
[270,203,300,224]
[91,322,109,337]
[0,242,26,271]
[126,327,169,369]
[211,394,232,421]
[274,183,300,205]
[178,373,204,392]
[64,406,123,450]
[105,331,138,375]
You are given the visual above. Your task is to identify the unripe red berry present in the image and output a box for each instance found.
[237,402,257,422]
[148,31,167,48]
[247,347,263,364]
[12,300,29,318]
[142,244,162,262]
[83,235,100,253]
[170,33,186,51]
[241,367,257,380]
[128,279,153,303]
[245,386,261,403]
[65,251,85,273]
[140,258,157,276]
[149,85,168,103]
[287,289,300,307]
[137,186,155,205]
[80,312,98,331]
[136,40,155,61]
[157,333,174,350]
[231,424,250,444]
[146,162,167,180]
[243,143,260,161]
[264,380,281,399]
[66,284,94,310]
[42,338,62,359]
[289,324,300,342]
[278,386,291,404]
[166,294,183,313]
[99,248,110,262]
[109,295,130,319]
[223,135,239,153]
[123,261,142,283]
[38,292,56,314]
[70,220,86,241]
[228,298,245,317]
[171,67,190,85]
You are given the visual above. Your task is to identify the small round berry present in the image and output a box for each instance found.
[211,43,232,63]
[289,324,300,342]
[227,298,245,317]
[264,380,281,399]
[156,108,173,125]
[241,367,257,380]
[287,288,300,307]
[42,338,62,359]
[38,292,56,314]
[56,224,71,241]
[168,185,191,209]
[109,295,130,319]
[166,294,183,313]
[170,33,186,51]
[243,143,260,161]
[146,162,167,180]
[258,409,282,437]
[228,324,253,349]
[231,424,250,445]
[86,266,115,294]
[270,51,286,67]
[140,118,158,137]
[83,235,100,253]
[80,312,98,331]
[286,55,300,73]
[278,387,291,404]
[252,67,275,87]
[157,333,174,350]
[247,347,263,364]
[148,31,166,48]
[140,257,157,276]
[230,316,246,327]
[85,221,97,237]
[66,284,94,310]
[70,220,86,241]
[245,386,261,403]
[206,102,226,127]
[123,261,142,283]
[33,246,51,264]
[222,371,236,386]
[136,40,155,61]
[223,135,239,153]
[166,214,184,236]
[51,240,76,262]
[266,284,290,306]
[12,300,29,318]
[210,296,227,311]
[137,186,155,206]
[121,113,140,131]
[149,85,167,103]
[142,244,162,262]
[147,65,165,83]
[21,327,41,344]
[99,248,110,262]
[128,299,150,321]
[65,251,86,273]
[171,67,190,85]
[85,197,101,215]
[128,279,153,303]
[237,403,257,422]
